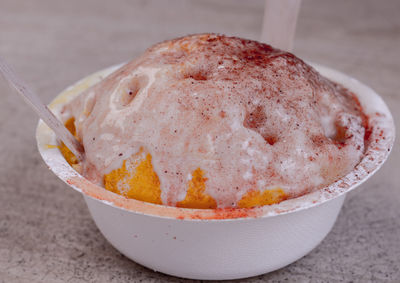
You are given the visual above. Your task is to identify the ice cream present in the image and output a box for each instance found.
[60,34,368,209]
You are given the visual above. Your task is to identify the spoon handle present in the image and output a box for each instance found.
[261,0,302,52]
[0,56,84,161]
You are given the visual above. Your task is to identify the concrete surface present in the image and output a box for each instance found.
[0,0,399,282]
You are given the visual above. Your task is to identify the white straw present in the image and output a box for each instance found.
[261,0,302,52]
[0,56,85,161]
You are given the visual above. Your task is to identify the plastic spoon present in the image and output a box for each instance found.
[0,56,84,161]
[261,0,302,51]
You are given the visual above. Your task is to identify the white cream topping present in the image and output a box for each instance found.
[63,34,367,207]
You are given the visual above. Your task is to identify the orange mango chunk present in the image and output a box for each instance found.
[238,187,287,208]
[59,117,79,166]
[177,168,217,209]
[104,153,162,205]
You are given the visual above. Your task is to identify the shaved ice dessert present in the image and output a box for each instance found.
[60,34,368,209]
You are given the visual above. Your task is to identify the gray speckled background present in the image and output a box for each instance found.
[0,0,399,282]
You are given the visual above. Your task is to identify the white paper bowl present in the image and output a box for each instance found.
[36,63,394,280]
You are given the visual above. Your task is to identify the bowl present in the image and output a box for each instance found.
[36,63,395,280]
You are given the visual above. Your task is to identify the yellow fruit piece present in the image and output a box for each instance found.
[104,153,162,205]
[59,117,78,166]
[58,118,217,209]
[64,117,77,135]
[238,188,287,208]
[177,168,217,209]
[60,117,162,205]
